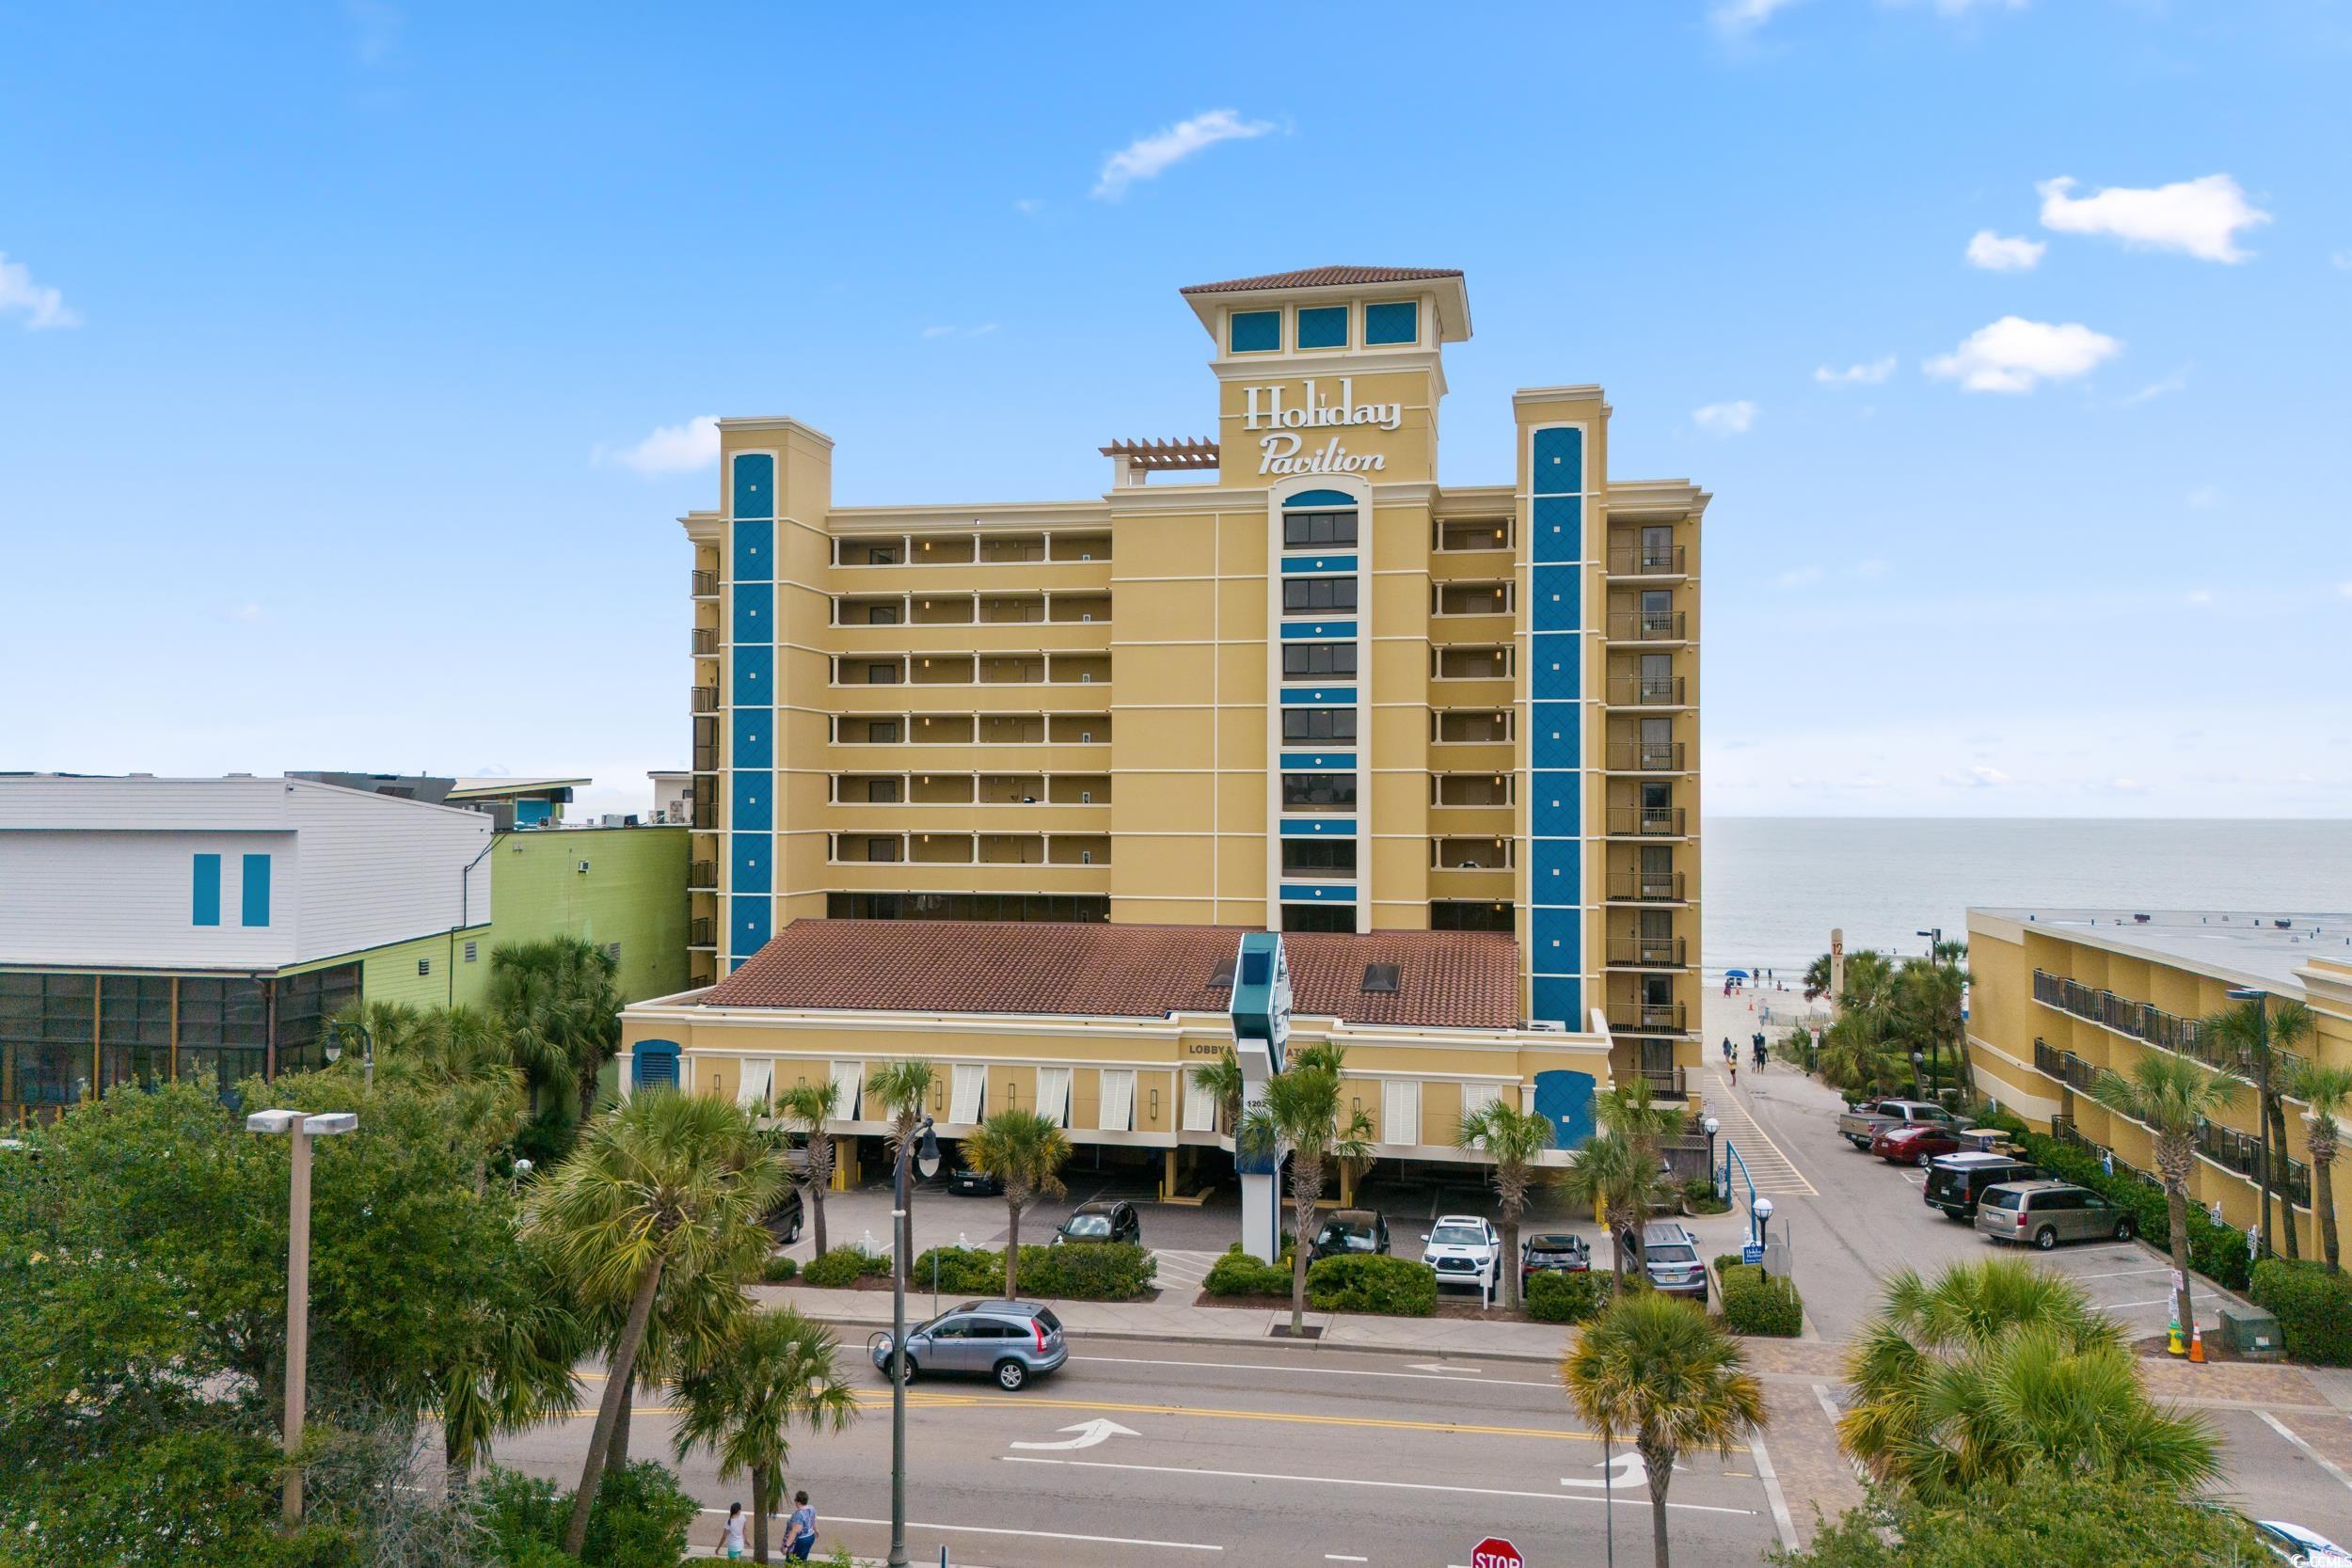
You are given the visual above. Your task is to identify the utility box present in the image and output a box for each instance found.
[2218,1304,2283,1361]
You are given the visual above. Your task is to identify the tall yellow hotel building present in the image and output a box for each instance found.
[626,266,1707,1188]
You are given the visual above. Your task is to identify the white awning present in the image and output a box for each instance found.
[1460,1082,1504,1122]
[1097,1069,1136,1132]
[738,1058,774,1111]
[1181,1069,1218,1132]
[950,1063,987,1125]
[829,1060,864,1119]
[1382,1079,1421,1146]
[1036,1066,1072,1128]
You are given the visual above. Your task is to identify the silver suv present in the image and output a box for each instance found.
[1635,1221,1708,1303]
[867,1299,1068,1389]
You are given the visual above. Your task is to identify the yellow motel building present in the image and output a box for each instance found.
[624,264,1708,1184]
[1968,908,2352,1258]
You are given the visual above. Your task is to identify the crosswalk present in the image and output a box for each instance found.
[1704,1071,1818,1196]
[1151,1248,1225,1294]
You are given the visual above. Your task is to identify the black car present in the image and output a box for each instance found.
[1923,1152,2042,1219]
[1309,1209,1391,1261]
[761,1184,805,1246]
[1519,1230,1592,1291]
[1054,1199,1141,1245]
[948,1166,1003,1196]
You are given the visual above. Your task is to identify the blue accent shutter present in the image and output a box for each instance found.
[1296,306,1347,349]
[1364,301,1418,345]
[1230,310,1280,353]
[240,854,271,927]
[192,854,222,927]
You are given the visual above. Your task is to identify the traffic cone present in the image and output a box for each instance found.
[2189,1324,2206,1364]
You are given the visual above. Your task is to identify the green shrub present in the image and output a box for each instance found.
[1019,1241,1157,1302]
[1525,1269,1608,1324]
[1721,1263,1803,1336]
[1307,1253,1438,1316]
[475,1459,698,1568]
[911,1244,1001,1295]
[1714,1252,1745,1279]
[802,1245,888,1288]
[2250,1258,2352,1366]
[1681,1176,1731,1214]
[761,1253,799,1283]
[1203,1243,1293,1298]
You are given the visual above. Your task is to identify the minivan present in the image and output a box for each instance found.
[1976,1180,2138,1250]
[1924,1153,2042,1220]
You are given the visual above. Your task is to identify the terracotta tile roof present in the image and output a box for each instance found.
[1180,266,1464,295]
[698,920,1520,1030]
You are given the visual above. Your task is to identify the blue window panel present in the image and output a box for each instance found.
[1533,496,1581,562]
[732,518,773,581]
[1279,817,1356,836]
[1296,306,1348,349]
[1533,837,1581,901]
[1531,426,1583,495]
[240,854,271,927]
[1282,488,1355,509]
[732,581,772,642]
[1280,883,1357,904]
[1531,907,1581,968]
[731,834,771,894]
[1532,573,1581,633]
[1279,554,1359,574]
[1532,1066,1596,1142]
[1230,309,1280,353]
[1532,768,1580,836]
[1279,620,1356,641]
[730,895,772,957]
[1279,752,1355,769]
[732,453,774,519]
[730,771,772,832]
[731,707,772,769]
[1533,697,1580,767]
[1364,300,1418,346]
[1530,638,1581,701]
[633,1041,680,1089]
[1280,686,1357,705]
[192,853,221,927]
[732,645,772,702]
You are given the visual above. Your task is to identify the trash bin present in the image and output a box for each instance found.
[2218,1304,2282,1361]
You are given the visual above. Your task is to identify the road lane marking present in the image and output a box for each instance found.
[1751,1433,1796,1547]
[2259,1411,2352,1497]
[939,1392,1599,1442]
[2063,1265,2173,1282]
[1003,1456,1757,1515]
[1009,1418,1139,1450]
[694,1505,1218,1552]
[1327,1557,1369,1562]
[1076,1354,1558,1389]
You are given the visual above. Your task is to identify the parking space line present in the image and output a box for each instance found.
[2259,1412,2352,1497]
[1751,1433,1796,1546]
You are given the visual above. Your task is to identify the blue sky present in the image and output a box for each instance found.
[3,1,2346,817]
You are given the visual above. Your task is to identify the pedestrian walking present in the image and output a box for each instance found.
[782,1490,818,1562]
[1752,1038,1766,1072]
[1728,1058,1739,1089]
[1722,1037,1735,1066]
[718,1502,746,1560]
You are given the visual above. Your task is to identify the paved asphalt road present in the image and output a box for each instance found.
[492,1336,1787,1567]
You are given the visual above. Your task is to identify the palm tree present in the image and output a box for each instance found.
[522,1090,781,1556]
[2204,997,2315,1259]
[1596,1075,1683,1249]
[772,1078,843,1256]
[1560,1131,1654,1295]
[1564,1291,1766,1568]
[491,936,623,1132]
[389,1004,528,1191]
[962,1108,1073,1297]
[674,1306,858,1563]
[2287,1059,2352,1273]
[1236,1043,1372,1335]
[1188,1048,1246,1136]
[431,1243,585,1477]
[1891,950,1972,1100]
[866,1059,937,1266]
[2090,1054,2241,1344]
[1455,1101,1554,1308]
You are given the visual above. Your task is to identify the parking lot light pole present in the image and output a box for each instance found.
[1701,1115,1721,1196]
[889,1113,941,1568]
[321,1020,373,1090]
[246,1107,358,1522]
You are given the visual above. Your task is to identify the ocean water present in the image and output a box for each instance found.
[1701,817,2352,982]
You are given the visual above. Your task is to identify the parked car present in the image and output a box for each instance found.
[1836,1098,1964,1149]
[1422,1215,1502,1291]
[2256,1520,2352,1567]
[947,1165,1003,1196]
[1053,1199,1140,1245]
[1632,1220,1708,1303]
[1976,1179,2138,1249]
[1870,1121,1970,1167]
[1923,1152,2042,1219]
[1310,1209,1391,1260]
[761,1185,804,1246]
[867,1299,1067,1389]
[1520,1230,1592,1291]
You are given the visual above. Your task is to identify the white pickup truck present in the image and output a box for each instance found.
[1836,1098,1964,1149]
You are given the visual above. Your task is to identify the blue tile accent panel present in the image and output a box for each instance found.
[732,644,772,702]
[1533,696,1580,766]
[1279,752,1355,769]
[1533,837,1581,903]
[1279,620,1356,640]
[1279,817,1356,836]
[1533,496,1581,562]
[731,834,771,894]
[192,853,221,927]
[731,453,775,519]
[1531,907,1581,968]
[1364,301,1418,345]
[240,854,270,927]
[1532,426,1583,495]
[1280,686,1357,705]
[730,771,772,832]
[1230,309,1280,353]
[1283,488,1355,509]
[1296,305,1348,349]
[732,581,772,642]
[731,707,772,769]
[516,799,552,826]
[730,895,772,957]
[633,1041,680,1089]
[1532,573,1580,633]
[1530,636,1581,701]
[1532,1067,1596,1142]
[1280,883,1357,903]
[1532,769,1580,837]
[732,518,773,581]
[1279,554,1359,574]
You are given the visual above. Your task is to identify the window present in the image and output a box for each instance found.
[1282,578,1358,613]
[867,779,900,803]
[866,663,900,685]
[192,853,222,927]
[1282,708,1357,742]
[871,721,900,743]
[867,604,900,626]
[240,853,270,927]
[1432,900,1514,933]
[1281,773,1357,809]
[1281,839,1357,875]
[1281,642,1357,677]
[1282,510,1358,548]
[866,837,901,863]
[1208,957,1237,987]
[1282,905,1354,932]
[1364,300,1418,345]
[607,942,622,960]
[824,892,1110,923]
[1230,309,1280,353]
[1361,963,1400,994]
[1296,305,1347,349]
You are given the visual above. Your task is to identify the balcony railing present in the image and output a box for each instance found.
[1607,872,1685,902]
[1640,1065,1691,1098]
[689,917,714,947]
[691,569,718,597]
[1606,806,1686,836]
[689,860,716,890]
[693,745,717,772]
[2032,969,2306,1086]
[1608,611,1686,642]
[1607,938,1688,969]
[1607,743,1686,772]
[691,626,718,656]
[1618,1003,1687,1034]
[690,793,715,831]
[1606,676,1686,706]
[2033,1037,2067,1081]
[1607,545,1686,576]
[2195,1119,2312,1209]
[691,686,719,714]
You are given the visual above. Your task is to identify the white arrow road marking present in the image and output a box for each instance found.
[1011,1418,1141,1451]
[1406,1361,1483,1374]
[1561,1449,1667,1490]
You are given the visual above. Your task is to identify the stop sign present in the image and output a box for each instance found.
[1470,1539,1523,1568]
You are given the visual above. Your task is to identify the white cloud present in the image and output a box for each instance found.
[1944,764,2012,788]
[1692,399,1758,435]
[343,0,401,66]
[2037,174,2272,263]
[2122,368,2189,405]
[1777,565,1825,589]
[1815,356,1895,386]
[1013,198,1045,216]
[1924,316,2121,394]
[0,252,79,329]
[920,325,955,340]
[1853,558,1891,578]
[1091,109,1275,201]
[1923,0,2026,12]
[1711,0,1804,34]
[596,415,719,475]
[1965,230,2045,271]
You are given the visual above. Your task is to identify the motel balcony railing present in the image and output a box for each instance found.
[690,793,716,831]
[2032,968,2306,1086]
[1606,939,1688,969]
[1607,545,1686,577]
[1606,872,1687,903]
[1606,676,1687,706]
[1617,1003,1688,1034]
[691,685,719,714]
[1606,806,1686,836]
[1607,743,1687,772]
[1607,612,1687,642]
[688,860,716,890]
[688,917,714,948]
[691,569,718,597]
[691,626,718,656]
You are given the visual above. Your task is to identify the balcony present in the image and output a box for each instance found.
[1616,1003,1687,1034]
[1608,612,1686,642]
[2031,969,2306,1086]
[1639,1065,1692,1098]
[1606,676,1686,707]
[691,569,718,598]
[1607,938,1688,970]
[1607,545,1686,577]
[1607,872,1686,903]
[691,686,719,714]
[689,860,716,890]
[1606,742,1687,772]
[689,917,715,948]
[691,626,719,657]
[2195,1119,2312,1209]
[1606,806,1686,837]
[691,793,715,831]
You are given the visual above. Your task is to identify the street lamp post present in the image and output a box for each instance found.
[1701,1115,1721,1197]
[1916,929,1945,1080]
[887,1113,941,1568]
[246,1107,358,1522]
[2227,986,2275,1258]
[1753,1196,1775,1259]
[322,1019,373,1091]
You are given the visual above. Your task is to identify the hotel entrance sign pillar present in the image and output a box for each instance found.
[1227,932,1292,1264]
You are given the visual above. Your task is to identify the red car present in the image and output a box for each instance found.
[1872,1122,1966,1167]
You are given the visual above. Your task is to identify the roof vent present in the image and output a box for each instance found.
[1208,958,1236,988]
[1361,963,1401,994]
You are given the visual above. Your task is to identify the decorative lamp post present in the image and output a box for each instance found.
[246,1107,358,1520]
[886,1113,941,1567]
[1752,1195,1775,1258]
[322,1018,373,1090]
[1701,1115,1722,1196]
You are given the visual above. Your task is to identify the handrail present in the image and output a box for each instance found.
[1719,1141,1758,1242]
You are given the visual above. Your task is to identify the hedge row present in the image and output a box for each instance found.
[802,1245,891,1288]
[1308,1253,1437,1316]
[1720,1261,1804,1337]
[1526,1269,1608,1324]
[898,1242,1157,1301]
[2250,1259,2352,1366]
[761,1253,799,1283]
[1204,1244,1294,1297]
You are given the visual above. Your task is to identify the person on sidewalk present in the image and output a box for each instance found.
[1728,1058,1739,1089]
[781,1490,818,1561]
[1722,1036,1736,1067]
[718,1502,746,1560]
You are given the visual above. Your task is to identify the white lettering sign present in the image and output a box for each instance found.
[1244,379,1399,477]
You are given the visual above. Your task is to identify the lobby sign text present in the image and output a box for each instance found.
[1243,378,1400,477]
